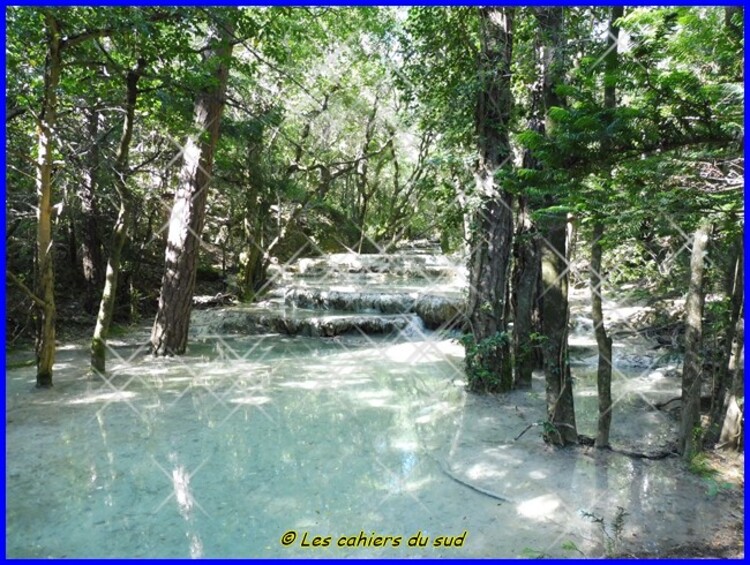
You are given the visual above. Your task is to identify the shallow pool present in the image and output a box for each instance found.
[5,329,736,557]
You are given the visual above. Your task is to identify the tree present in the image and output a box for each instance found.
[91,57,146,373]
[678,219,711,458]
[33,12,63,387]
[78,108,105,314]
[592,6,623,449]
[510,11,545,391]
[463,7,516,393]
[718,296,743,450]
[151,14,235,355]
[534,7,577,444]
[28,10,113,387]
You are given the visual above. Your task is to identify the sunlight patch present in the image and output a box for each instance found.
[516,494,561,521]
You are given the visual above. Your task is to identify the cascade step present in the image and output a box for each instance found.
[278,287,466,330]
[191,307,424,338]
[269,252,466,280]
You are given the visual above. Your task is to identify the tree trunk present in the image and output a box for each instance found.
[539,213,577,444]
[592,5,622,448]
[79,108,105,314]
[34,13,63,388]
[718,298,743,450]
[464,7,515,393]
[91,59,145,374]
[151,22,234,355]
[705,241,742,446]
[511,12,546,390]
[526,7,577,444]
[679,219,711,458]
[591,221,613,447]
[512,197,540,390]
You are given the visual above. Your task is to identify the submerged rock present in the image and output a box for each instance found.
[414,295,466,330]
[191,307,417,338]
[295,252,462,279]
[282,287,465,330]
[196,247,468,337]
[284,288,415,314]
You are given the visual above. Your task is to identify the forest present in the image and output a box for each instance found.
[5,6,744,558]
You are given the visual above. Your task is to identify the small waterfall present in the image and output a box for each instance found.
[192,247,467,338]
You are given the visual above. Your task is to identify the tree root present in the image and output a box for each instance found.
[429,453,515,504]
[577,437,679,460]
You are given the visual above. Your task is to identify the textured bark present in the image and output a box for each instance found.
[464,7,515,393]
[512,198,540,390]
[718,298,743,450]
[527,7,577,443]
[705,243,742,446]
[591,221,613,447]
[679,219,711,458]
[34,13,63,388]
[540,214,577,444]
[79,108,105,313]
[91,59,145,374]
[151,22,234,355]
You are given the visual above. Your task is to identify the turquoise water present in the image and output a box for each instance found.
[6,334,484,558]
[5,329,736,558]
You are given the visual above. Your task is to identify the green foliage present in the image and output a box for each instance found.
[581,506,629,557]
[459,332,513,393]
[561,540,585,556]
[5,6,743,357]
[520,547,549,558]
[688,454,734,497]
[688,453,717,478]
[398,7,479,148]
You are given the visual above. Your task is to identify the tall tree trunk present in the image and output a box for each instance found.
[592,5,623,448]
[529,7,577,444]
[34,13,63,388]
[591,221,613,447]
[705,242,742,446]
[512,197,540,389]
[91,59,145,374]
[151,22,234,355]
[511,12,546,390]
[718,298,743,450]
[464,7,515,393]
[540,213,577,444]
[79,108,105,314]
[512,9,556,389]
[679,219,711,458]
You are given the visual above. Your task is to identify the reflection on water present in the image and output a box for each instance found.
[5,332,735,558]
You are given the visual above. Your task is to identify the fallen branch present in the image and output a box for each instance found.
[431,454,515,504]
[6,271,45,307]
[514,422,540,441]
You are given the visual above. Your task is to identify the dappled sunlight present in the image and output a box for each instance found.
[172,464,195,518]
[6,323,739,558]
[516,494,562,521]
[464,461,509,482]
[528,470,547,480]
[383,339,464,364]
[67,390,139,405]
[230,395,272,406]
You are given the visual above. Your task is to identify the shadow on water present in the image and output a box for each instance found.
[5,250,741,558]
[6,330,738,558]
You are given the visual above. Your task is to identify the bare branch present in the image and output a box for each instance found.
[6,271,45,307]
